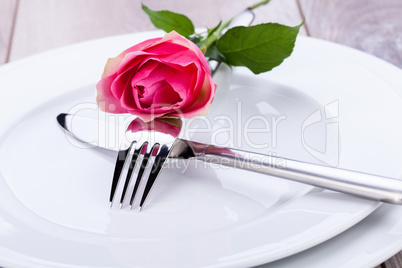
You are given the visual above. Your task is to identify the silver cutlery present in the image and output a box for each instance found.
[109,117,182,210]
[57,10,402,210]
[57,113,402,207]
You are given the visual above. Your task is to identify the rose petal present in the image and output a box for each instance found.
[131,85,144,111]
[164,66,195,100]
[96,75,128,113]
[102,38,161,78]
[181,65,206,100]
[117,51,149,75]
[133,62,176,88]
[144,41,188,55]
[161,31,210,74]
[111,68,135,100]
[178,74,216,117]
[157,50,203,68]
[120,82,137,110]
[153,83,183,107]
[139,80,167,107]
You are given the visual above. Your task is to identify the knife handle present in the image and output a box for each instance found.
[197,145,402,204]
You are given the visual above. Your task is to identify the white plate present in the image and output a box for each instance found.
[0,31,400,267]
[264,204,402,268]
[260,37,402,268]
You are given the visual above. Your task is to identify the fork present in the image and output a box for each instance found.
[109,117,182,210]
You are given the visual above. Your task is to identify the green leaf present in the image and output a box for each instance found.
[205,43,227,62]
[142,4,195,37]
[216,22,302,74]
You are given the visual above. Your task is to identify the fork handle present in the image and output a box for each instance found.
[196,145,402,204]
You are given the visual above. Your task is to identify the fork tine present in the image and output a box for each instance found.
[128,143,159,209]
[139,144,170,211]
[109,145,132,206]
[119,141,145,208]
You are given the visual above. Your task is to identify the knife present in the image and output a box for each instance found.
[57,113,402,204]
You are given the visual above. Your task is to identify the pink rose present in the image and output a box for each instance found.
[96,31,216,122]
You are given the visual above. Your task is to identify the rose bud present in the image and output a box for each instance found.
[96,31,216,122]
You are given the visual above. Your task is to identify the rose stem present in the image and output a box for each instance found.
[247,0,271,11]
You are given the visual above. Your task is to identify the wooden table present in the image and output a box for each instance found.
[0,0,401,267]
